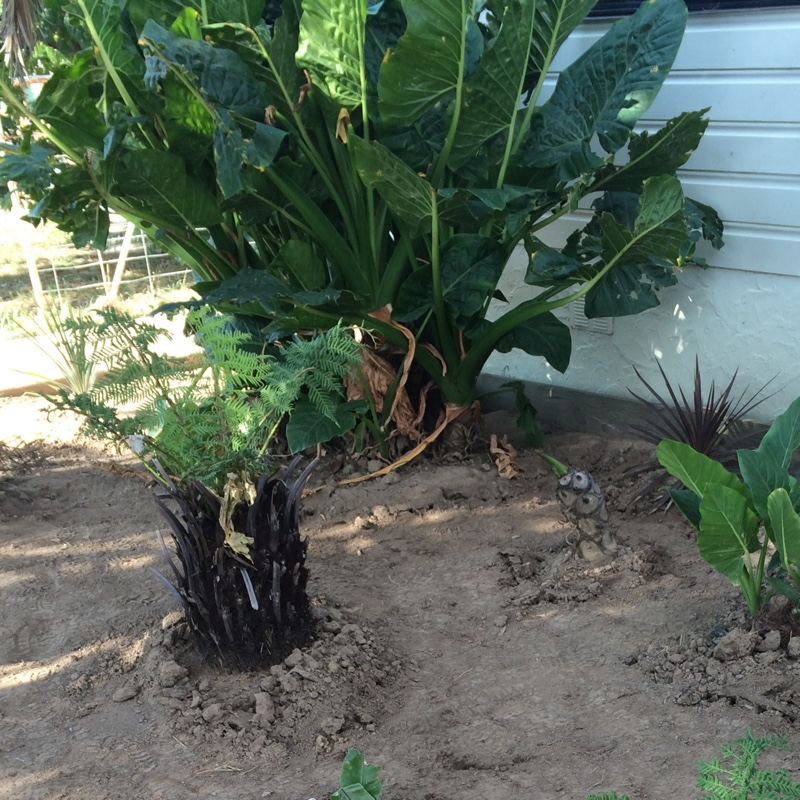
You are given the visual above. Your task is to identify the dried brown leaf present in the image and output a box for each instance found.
[490,434,520,479]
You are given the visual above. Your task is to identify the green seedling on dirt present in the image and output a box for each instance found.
[658,395,800,617]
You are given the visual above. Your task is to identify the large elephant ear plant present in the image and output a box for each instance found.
[0,0,721,444]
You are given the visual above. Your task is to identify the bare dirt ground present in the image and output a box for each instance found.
[2,394,800,800]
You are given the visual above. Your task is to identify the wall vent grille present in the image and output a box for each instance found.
[569,297,614,335]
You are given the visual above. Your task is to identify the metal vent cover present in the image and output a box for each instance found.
[569,297,614,335]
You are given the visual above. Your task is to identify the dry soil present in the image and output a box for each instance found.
[1,395,799,800]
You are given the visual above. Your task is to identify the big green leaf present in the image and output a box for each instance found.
[213,110,287,198]
[525,243,581,286]
[378,0,481,126]
[517,0,687,181]
[738,396,800,520]
[112,150,223,228]
[394,234,505,321]
[128,0,190,32]
[261,0,304,117]
[364,0,406,98]
[205,0,265,26]
[0,144,53,195]
[203,267,341,315]
[668,487,701,529]
[34,51,107,151]
[276,240,325,291]
[297,0,368,110]
[76,0,144,85]
[448,0,536,170]
[584,175,686,317]
[755,394,800,471]
[601,110,709,192]
[349,135,433,236]
[526,0,596,92]
[585,261,678,318]
[142,21,271,118]
[738,450,800,525]
[767,488,800,580]
[26,166,110,249]
[438,185,547,228]
[286,398,365,453]
[494,312,571,373]
[698,484,761,582]
[656,439,750,501]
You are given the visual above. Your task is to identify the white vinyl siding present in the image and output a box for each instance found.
[485,8,800,422]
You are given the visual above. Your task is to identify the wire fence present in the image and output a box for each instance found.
[24,216,193,307]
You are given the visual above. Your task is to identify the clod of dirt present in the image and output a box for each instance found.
[713,630,758,661]
[158,660,189,688]
[637,626,800,723]
[140,603,402,760]
[112,685,139,703]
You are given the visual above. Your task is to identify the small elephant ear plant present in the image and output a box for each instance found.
[45,307,362,667]
[658,395,800,620]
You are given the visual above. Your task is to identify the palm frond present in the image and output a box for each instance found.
[1,0,41,77]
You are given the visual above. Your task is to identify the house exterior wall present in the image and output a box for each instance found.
[483,7,800,423]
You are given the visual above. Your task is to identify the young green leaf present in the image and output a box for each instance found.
[286,398,366,454]
[738,449,800,524]
[754,394,800,471]
[656,440,749,500]
[698,484,761,581]
[331,749,383,800]
[767,488,800,580]
[111,150,224,228]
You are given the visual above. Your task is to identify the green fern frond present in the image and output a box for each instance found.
[695,731,799,800]
[43,309,363,490]
[587,793,630,800]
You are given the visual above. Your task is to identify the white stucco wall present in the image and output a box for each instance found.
[483,7,800,423]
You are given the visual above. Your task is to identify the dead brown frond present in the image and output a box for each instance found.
[0,438,46,474]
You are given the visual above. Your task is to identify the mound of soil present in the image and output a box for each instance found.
[1,396,798,800]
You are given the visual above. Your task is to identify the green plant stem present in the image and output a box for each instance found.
[429,191,459,371]
[265,168,362,286]
[377,229,412,306]
[356,0,379,283]
[430,0,469,186]
[509,3,569,160]
[75,0,160,151]
[0,75,82,164]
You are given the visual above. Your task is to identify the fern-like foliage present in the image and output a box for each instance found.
[587,794,630,800]
[695,731,800,800]
[44,307,361,490]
